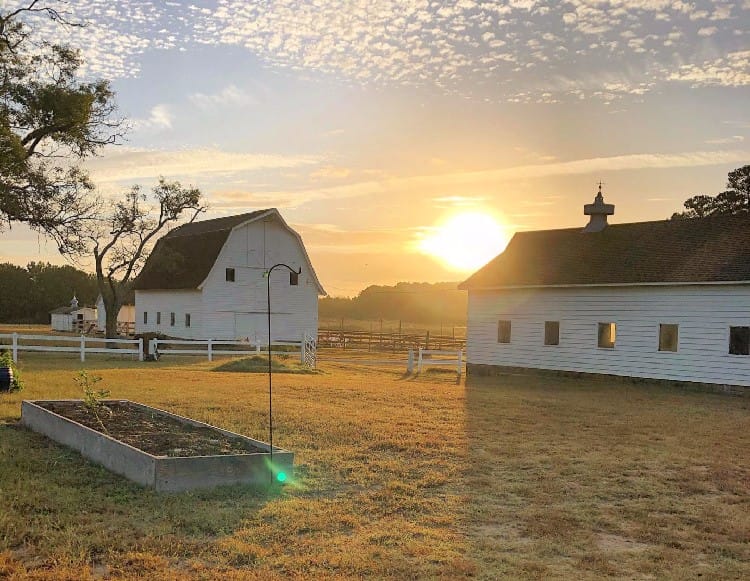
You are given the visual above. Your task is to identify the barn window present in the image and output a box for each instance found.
[156,312,161,325]
[170,312,175,326]
[544,321,560,345]
[185,313,191,327]
[226,268,235,282]
[143,312,148,325]
[729,326,750,355]
[497,320,511,344]
[658,324,679,352]
[598,322,616,349]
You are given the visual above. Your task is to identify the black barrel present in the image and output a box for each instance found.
[0,366,13,392]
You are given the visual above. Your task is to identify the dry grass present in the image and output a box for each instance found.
[0,345,748,579]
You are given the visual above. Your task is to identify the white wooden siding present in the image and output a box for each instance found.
[135,290,203,339]
[466,285,750,386]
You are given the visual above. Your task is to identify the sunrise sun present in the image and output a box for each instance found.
[418,212,511,272]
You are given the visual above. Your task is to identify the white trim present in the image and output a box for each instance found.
[463,280,750,291]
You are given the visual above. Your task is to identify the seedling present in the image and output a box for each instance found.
[75,370,111,433]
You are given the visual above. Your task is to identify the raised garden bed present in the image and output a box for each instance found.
[21,400,293,492]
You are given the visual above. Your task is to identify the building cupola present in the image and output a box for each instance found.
[583,182,615,232]
[70,294,79,309]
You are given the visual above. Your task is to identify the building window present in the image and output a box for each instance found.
[544,321,560,346]
[156,312,161,325]
[598,322,616,349]
[170,312,176,326]
[497,320,511,344]
[226,267,235,282]
[658,324,679,352]
[185,313,191,327]
[729,326,750,355]
[143,312,148,325]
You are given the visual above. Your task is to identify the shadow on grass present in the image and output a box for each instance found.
[0,423,280,558]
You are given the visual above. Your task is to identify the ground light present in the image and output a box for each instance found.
[264,263,301,469]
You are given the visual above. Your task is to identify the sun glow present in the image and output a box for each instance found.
[418,212,510,272]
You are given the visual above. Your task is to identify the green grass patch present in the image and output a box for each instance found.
[213,355,319,374]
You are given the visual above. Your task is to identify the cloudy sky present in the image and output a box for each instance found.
[2,0,749,296]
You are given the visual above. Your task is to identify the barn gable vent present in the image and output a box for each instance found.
[583,183,615,233]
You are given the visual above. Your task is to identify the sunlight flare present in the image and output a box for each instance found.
[418,212,510,272]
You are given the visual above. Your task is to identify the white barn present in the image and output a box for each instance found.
[132,209,326,341]
[50,296,97,332]
[459,190,750,388]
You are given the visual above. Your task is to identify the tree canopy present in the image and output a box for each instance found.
[0,1,122,252]
[672,165,750,219]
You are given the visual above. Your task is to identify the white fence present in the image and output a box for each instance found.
[410,348,464,376]
[149,335,316,367]
[0,333,143,363]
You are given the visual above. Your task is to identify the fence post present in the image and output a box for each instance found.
[208,338,213,362]
[417,348,423,373]
[80,335,86,362]
[138,338,144,362]
[457,349,463,376]
[256,342,261,354]
[300,333,306,363]
[12,332,18,363]
[407,349,414,373]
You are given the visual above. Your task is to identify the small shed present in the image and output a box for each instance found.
[50,296,97,333]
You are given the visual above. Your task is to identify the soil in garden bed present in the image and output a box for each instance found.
[37,401,266,457]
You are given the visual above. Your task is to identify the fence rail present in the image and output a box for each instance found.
[412,348,464,376]
[149,335,316,367]
[0,333,142,362]
[317,329,465,353]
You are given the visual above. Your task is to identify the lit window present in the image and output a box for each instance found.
[497,320,511,344]
[185,313,191,327]
[544,321,559,346]
[143,312,148,325]
[226,268,235,282]
[729,326,750,355]
[658,324,678,352]
[170,312,175,326]
[598,322,616,349]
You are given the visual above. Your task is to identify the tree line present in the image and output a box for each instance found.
[320,282,467,325]
[0,262,99,324]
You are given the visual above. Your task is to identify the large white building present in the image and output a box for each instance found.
[459,190,750,388]
[132,209,326,341]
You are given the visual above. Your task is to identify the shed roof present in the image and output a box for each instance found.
[132,209,326,293]
[459,214,750,290]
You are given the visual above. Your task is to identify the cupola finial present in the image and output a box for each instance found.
[583,182,615,233]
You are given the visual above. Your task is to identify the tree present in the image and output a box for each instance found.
[0,1,122,252]
[672,165,750,219]
[81,178,205,338]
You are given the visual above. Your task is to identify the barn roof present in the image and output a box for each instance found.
[132,209,326,293]
[459,214,750,290]
[49,306,92,314]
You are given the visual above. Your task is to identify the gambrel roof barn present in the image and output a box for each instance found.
[133,209,325,342]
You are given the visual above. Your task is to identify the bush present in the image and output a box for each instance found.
[0,350,23,392]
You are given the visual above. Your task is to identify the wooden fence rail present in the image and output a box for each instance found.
[0,333,142,362]
[317,329,465,353]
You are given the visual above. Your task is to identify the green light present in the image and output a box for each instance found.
[276,471,287,483]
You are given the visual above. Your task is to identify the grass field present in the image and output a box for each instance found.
[0,350,748,579]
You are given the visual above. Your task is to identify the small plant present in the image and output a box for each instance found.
[0,350,23,392]
[75,370,111,433]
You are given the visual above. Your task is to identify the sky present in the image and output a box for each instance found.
[1,0,748,296]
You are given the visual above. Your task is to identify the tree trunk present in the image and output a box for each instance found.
[104,298,120,339]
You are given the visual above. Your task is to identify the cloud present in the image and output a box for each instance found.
[188,84,257,110]
[668,50,750,87]
[85,147,321,184]
[705,135,745,144]
[309,166,352,180]
[209,149,750,209]
[14,0,750,102]
[132,104,174,131]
